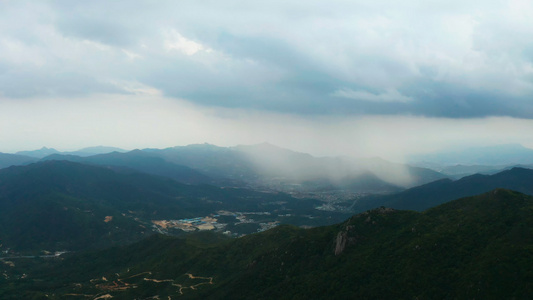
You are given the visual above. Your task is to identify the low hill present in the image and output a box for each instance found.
[353,167,533,212]
[5,189,533,299]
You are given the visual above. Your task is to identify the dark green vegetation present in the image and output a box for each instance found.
[3,189,532,299]
[355,167,533,212]
[0,161,336,252]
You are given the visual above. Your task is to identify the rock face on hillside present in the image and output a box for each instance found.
[334,224,358,255]
[335,207,396,255]
[334,231,348,255]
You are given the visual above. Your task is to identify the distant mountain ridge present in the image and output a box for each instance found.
[354,167,533,212]
[144,143,447,193]
[41,150,212,185]
[4,143,447,194]
[14,146,127,158]
[15,147,60,158]
[64,146,128,157]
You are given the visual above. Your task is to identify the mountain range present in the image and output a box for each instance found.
[1,158,530,253]
[354,167,533,212]
[41,150,213,185]
[0,143,449,196]
[15,146,127,158]
[143,143,446,191]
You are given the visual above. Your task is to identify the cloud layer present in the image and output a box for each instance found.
[2,0,533,118]
[2,94,533,162]
[2,1,533,159]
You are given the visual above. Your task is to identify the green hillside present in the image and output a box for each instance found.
[5,189,532,299]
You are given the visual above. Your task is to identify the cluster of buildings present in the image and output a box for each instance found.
[152,216,220,232]
[258,221,279,232]
[151,210,281,236]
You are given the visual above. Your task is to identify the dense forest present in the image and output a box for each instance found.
[2,189,532,299]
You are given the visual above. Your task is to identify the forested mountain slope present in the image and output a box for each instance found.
[5,189,532,299]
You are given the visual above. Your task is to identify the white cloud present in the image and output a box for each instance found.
[122,49,142,60]
[332,88,414,103]
[164,30,208,56]
[109,80,162,96]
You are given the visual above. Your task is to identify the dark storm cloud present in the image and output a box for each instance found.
[2,0,533,119]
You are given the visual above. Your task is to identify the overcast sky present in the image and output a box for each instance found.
[1,0,533,160]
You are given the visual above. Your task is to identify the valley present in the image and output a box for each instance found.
[1,144,533,299]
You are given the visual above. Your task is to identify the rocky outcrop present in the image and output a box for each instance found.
[334,225,357,255]
[334,231,347,255]
[335,207,396,255]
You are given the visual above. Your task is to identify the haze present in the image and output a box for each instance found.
[2,1,533,161]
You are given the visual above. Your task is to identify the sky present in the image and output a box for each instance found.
[1,0,533,161]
